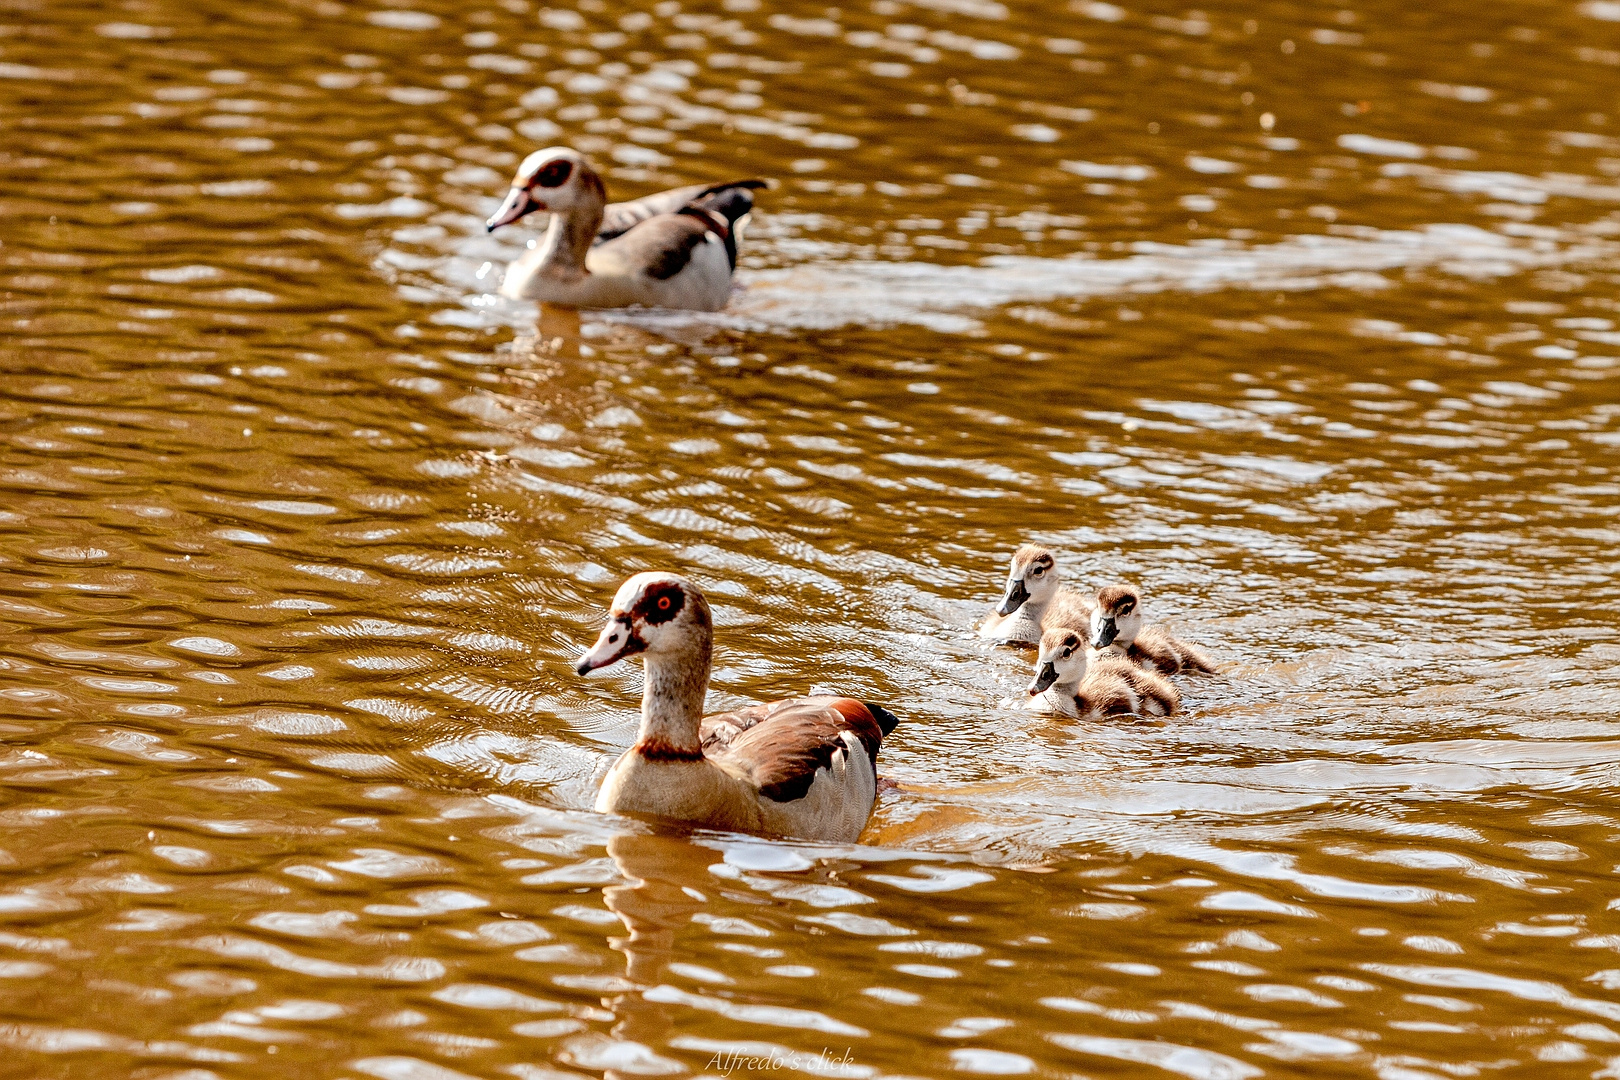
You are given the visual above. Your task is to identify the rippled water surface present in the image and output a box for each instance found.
[4,0,1620,1075]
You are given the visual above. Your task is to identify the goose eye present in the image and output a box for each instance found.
[657,596,672,610]
[1031,566,1044,576]
[534,159,573,188]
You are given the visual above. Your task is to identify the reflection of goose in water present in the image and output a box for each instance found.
[576,572,900,842]
[560,832,708,1079]
[485,147,765,311]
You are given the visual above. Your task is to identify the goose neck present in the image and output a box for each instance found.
[519,203,603,284]
[636,639,711,756]
[1002,598,1046,641]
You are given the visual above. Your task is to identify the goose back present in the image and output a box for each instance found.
[1125,627,1217,675]
[1096,656,1181,715]
[599,696,893,842]
[596,178,765,246]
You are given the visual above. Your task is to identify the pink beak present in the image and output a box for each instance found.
[486,186,542,232]
[575,617,639,675]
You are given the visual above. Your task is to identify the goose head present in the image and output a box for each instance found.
[996,543,1058,616]
[576,572,713,674]
[1091,584,1142,650]
[1029,627,1088,696]
[486,147,606,232]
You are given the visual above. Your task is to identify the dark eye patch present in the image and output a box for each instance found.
[533,159,573,188]
[1118,600,1136,616]
[635,582,685,625]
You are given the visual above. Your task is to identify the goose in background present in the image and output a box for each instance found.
[486,147,766,310]
[1025,627,1181,720]
[978,543,1094,645]
[575,572,899,842]
[1091,584,1216,675]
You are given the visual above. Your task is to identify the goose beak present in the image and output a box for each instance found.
[575,617,642,675]
[997,579,1030,617]
[1092,617,1118,650]
[486,186,541,232]
[1028,662,1058,696]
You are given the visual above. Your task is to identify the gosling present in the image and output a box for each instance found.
[1091,584,1216,675]
[1026,627,1181,719]
[979,544,1093,646]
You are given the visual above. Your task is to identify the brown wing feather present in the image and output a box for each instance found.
[1101,657,1181,714]
[699,701,774,750]
[701,697,886,803]
[1133,627,1216,675]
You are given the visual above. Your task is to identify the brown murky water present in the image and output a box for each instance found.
[3,0,1620,1076]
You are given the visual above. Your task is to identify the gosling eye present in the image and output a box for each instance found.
[1062,648,1073,659]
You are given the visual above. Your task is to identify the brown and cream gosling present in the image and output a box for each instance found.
[1025,627,1181,720]
[978,544,1094,645]
[576,571,899,842]
[1091,584,1216,675]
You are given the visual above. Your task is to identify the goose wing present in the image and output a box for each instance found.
[700,697,894,803]
[593,209,730,282]
[596,178,767,245]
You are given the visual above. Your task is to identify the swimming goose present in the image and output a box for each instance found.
[978,544,1094,645]
[1091,584,1216,675]
[485,147,766,311]
[576,572,899,842]
[1025,627,1181,719]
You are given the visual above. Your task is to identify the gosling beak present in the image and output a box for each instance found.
[575,617,641,675]
[1028,662,1058,696]
[1092,617,1118,650]
[486,186,541,232]
[997,579,1031,617]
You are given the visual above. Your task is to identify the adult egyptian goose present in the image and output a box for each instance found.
[1025,627,1181,719]
[485,147,766,311]
[575,572,899,842]
[978,544,1094,646]
[1091,584,1216,675]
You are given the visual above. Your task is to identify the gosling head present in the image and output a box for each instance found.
[486,147,605,232]
[1029,628,1088,696]
[1091,584,1142,651]
[997,543,1059,617]
[576,572,712,675]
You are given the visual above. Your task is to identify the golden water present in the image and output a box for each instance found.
[2,0,1620,1075]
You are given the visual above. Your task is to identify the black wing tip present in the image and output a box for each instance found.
[864,702,900,737]
[696,178,772,197]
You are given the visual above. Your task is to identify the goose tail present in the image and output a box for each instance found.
[863,702,901,737]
